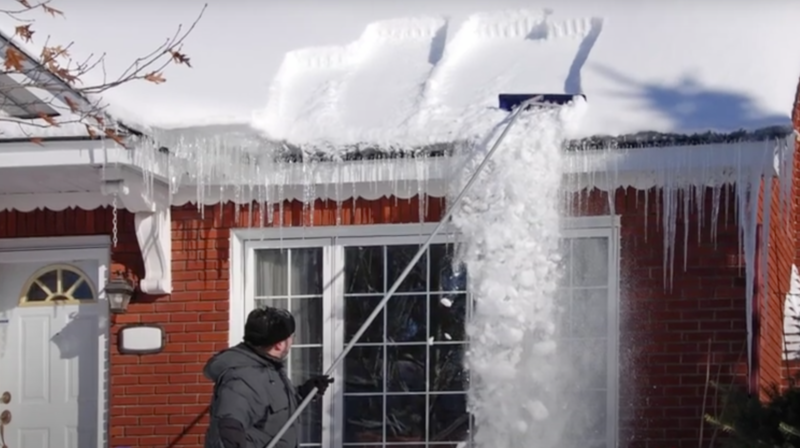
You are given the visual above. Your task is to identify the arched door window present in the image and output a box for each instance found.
[19,264,97,306]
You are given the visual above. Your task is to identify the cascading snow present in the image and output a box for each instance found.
[451,100,585,448]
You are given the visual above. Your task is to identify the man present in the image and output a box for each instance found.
[204,307,333,448]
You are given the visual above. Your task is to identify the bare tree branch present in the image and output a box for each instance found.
[0,0,206,144]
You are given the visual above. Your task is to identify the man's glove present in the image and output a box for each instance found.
[298,375,334,398]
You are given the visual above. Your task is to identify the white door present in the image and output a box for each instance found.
[0,259,106,448]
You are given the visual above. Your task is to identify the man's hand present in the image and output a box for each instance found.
[299,375,334,398]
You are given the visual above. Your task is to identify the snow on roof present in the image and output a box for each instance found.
[253,2,800,151]
[0,1,797,146]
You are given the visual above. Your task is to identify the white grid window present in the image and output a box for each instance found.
[236,220,618,448]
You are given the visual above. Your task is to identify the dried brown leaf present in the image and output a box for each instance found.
[4,48,24,71]
[85,124,97,138]
[170,50,192,68]
[104,128,125,145]
[14,25,34,43]
[144,71,166,84]
[63,96,78,113]
[16,0,31,8]
[29,137,43,146]
[38,113,59,127]
[42,5,63,17]
[53,67,78,84]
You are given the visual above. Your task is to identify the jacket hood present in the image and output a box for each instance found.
[203,343,274,382]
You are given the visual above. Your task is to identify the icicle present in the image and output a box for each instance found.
[662,184,678,291]
[695,184,704,245]
[643,188,649,243]
[682,187,690,272]
[335,160,343,226]
[737,157,762,380]
[417,155,426,224]
[710,184,722,247]
[723,183,730,229]
[761,162,773,337]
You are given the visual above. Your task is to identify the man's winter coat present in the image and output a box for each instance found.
[203,343,300,448]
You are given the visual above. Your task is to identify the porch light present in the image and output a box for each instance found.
[106,275,135,314]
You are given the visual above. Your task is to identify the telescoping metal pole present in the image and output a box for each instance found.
[265,96,547,448]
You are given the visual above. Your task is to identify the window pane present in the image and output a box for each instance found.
[428,394,468,442]
[255,298,288,311]
[554,288,571,338]
[558,238,572,287]
[387,295,426,343]
[26,283,47,301]
[560,389,607,444]
[73,279,94,300]
[289,347,323,444]
[345,246,384,294]
[62,270,80,291]
[289,347,323,382]
[387,345,426,392]
[429,344,467,392]
[39,269,58,294]
[430,244,467,293]
[345,295,384,343]
[255,249,289,296]
[386,245,427,293]
[430,293,467,342]
[344,395,384,443]
[292,297,323,344]
[572,288,608,338]
[567,338,608,390]
[572,238,609,287]
[345,346,383,394]
[386,395,426,442]
[291,248,323,296]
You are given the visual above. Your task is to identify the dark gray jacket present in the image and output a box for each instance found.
[203,343,300,448]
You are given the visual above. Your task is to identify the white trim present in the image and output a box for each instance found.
[229,230,246,347]
[0,235,110,448]
[562,223,620,448]
[0,235,110,253]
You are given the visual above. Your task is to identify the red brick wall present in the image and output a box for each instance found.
[783,78,800,384]
[570,187,749,448]
[0,196,444,448]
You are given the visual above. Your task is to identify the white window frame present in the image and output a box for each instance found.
[230,216,620,448]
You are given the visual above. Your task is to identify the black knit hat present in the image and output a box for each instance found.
[243,306,296,347]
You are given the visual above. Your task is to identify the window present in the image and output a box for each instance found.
[236,220,618,448]
[556,234,618,448]
[19,263,97,306]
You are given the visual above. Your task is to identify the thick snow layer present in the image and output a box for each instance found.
[453,101,584,447]
[0,1,796,141]
[251,2,800,150]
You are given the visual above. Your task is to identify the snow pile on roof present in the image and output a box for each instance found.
[252,4,799,152]
[253,11,598,152]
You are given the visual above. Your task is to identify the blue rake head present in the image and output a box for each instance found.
[498,94,586,112]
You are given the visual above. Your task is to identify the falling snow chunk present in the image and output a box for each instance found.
[440,297,453,307]
[454,100,584,448]
[444,333,453,341]
[427,336,435,345]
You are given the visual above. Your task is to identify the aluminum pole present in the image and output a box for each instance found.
[265,97,545,448]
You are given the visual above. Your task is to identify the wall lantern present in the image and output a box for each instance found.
[106,275,135,314]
